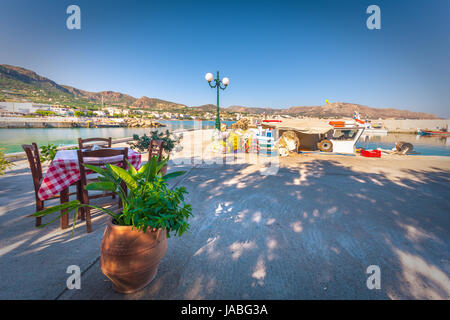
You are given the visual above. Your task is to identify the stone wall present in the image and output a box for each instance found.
[379,119,450,133]
[0,121,83,128]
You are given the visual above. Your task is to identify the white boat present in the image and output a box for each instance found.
[329,126,365,153]
[361,128,388,135]
[351,111,388,135]
[263,119,366,154]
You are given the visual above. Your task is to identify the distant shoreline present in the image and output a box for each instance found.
[0,117,448,133]
[2,126,203,160]
[0,120,235,154]
[0,117,222,129]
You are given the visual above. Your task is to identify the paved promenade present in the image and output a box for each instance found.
[0,133,449,299]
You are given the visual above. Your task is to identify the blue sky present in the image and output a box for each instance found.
[0,0,449,117]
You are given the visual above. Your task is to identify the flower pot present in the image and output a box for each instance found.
[100,218,167,293]
[159,164,168,176]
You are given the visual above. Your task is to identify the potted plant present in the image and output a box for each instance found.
[131,130,182,176]
[33,156,192,293]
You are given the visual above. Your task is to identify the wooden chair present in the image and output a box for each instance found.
[148,140,165,162]
[77,148,128,233]
[148,140,167,175]
[79,137,117,200]
[78,137,112,150]
[22,143,80,229]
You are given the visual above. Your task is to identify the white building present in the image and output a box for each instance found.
[106,107,121,115]
[49,106,73,115]
[93,110,106,117]
[0,102,38,114]
[0,102,68,115]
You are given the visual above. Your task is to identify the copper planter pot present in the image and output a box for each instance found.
[100,219,167,294]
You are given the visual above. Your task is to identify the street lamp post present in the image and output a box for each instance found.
[205,71,229,130]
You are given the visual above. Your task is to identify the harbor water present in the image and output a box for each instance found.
[1,122,449,156]
[356,133,450,156]
[0,120,233,154]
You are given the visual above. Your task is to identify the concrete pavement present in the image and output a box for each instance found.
[1,150,449,299]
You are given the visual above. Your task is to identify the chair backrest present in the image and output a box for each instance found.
[22,143,43,193]
[148,140,165,162]
[77,148,128,187]
[78,137,112,150]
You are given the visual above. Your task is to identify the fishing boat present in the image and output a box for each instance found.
[351,111,388,135]
[362,127,388,135]
[417,129,450,136]
[263,118,365,154]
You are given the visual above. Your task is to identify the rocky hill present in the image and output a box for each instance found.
[189,104,218,112]
[0,64,136,107]
[62,86,136,106]
[219,103,439,119]
[131,96,186,111]
[0,64,441,119]
[279,103,440,119]
[0,64,72,94]
[226,105,274,114]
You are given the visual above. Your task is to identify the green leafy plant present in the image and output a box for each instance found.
[34,110,57,117]
[39,144,58,163]
[33,156,193,237]
[0,148,14,175]
[131,130,181,156]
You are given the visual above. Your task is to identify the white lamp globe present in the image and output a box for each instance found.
[222,77,230,86]
[205,73,214,82]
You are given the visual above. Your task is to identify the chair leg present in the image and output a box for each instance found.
[60,187,69,229]
[36,200,43,227]
[76,182,85,220]
[82,190,92,233]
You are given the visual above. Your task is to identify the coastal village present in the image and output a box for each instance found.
[0,64,447,133]
[0,99,238,125]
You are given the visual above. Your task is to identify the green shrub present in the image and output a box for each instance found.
[0,149,13,175]
[131,130,181,155]
[34,110,57,117]
[39,144,58,163]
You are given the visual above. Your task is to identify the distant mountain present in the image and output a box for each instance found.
[0,64,441,119]
[0,64,72,94]
[131,96,186,111]
[215,103,439,119]
[279,103,440,119]
[0,64,136,107]
[189,104,218,112]
[226,105,275,114]
[62,86,136,106]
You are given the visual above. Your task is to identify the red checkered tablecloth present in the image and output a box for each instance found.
[38,149,141,201]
